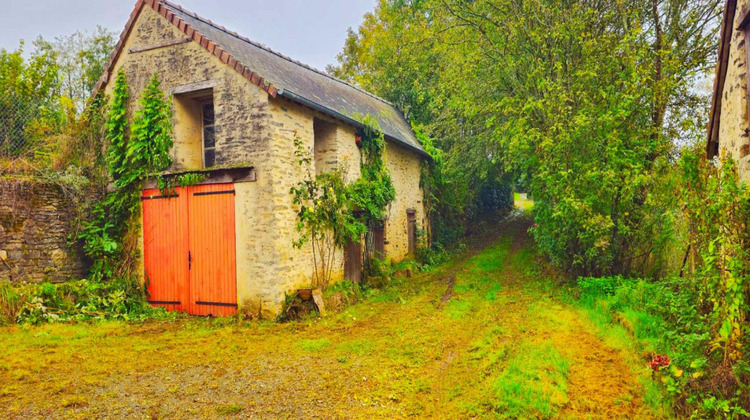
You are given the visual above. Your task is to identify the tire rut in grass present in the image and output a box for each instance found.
[436,213,528,309]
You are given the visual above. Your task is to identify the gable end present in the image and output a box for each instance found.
[92,0,278,99]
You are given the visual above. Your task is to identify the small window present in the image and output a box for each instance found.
[202,102,216,168]
[407,210,417,256]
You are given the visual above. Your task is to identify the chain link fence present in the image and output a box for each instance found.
[0,87,50,161]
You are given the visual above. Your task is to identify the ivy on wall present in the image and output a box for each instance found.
[680,151,750,366]
[348,115,396,230]
[79,71,173,281]
[291,115,396,288]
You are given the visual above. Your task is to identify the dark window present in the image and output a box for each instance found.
[202,102,216,168]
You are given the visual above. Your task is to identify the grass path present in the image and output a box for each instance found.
[0,217,655,419]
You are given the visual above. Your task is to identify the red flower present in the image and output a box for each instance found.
[648,354,670,372]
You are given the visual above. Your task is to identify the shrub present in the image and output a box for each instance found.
[0,278,170,325]
[0,283,26,325]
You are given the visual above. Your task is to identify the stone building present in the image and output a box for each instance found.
[94,0,428,317]
[708,0,750,181]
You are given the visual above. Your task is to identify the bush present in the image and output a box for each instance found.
[1,277,170,324]
[416,241,454,267]
[574,276,749,417]
[0,282,26,324]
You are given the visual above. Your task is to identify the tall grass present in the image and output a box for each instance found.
[0,283,25,325]
[568,276,750,417]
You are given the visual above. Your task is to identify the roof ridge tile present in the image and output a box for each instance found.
[157,0,396,108]
[91,0,422,155]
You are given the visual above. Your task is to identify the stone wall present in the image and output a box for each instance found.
[384,142,426,261]
[718,0,750,182]
[106,6,273,172]
[0,179,86,284]
[108,5,279,314]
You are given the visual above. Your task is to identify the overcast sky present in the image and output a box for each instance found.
[0,0,375,71]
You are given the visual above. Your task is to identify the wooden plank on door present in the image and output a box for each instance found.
[344,239,362,283]
[141,187,189,312]
[372,223,385,260]
[188,183,237,316]
[407,211,417,256]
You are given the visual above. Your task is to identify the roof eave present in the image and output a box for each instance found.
[276,89,429,159]
[90,0,278,100]
[707,0,737,159]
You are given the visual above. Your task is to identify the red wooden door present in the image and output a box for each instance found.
[187,184,237,316]
[141,183,237,316]
[141,187,189,312]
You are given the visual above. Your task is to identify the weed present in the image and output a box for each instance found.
[215,404,242,415]
[0,283,25,324]
[298,338,331,352]
[492,342,570,418]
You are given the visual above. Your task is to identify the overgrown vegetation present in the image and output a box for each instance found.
[0,70,177,324]
[290,115,396,289]
[0,278,171,325]
[0,29,115,168]
[79,71,173,282]
[330,0,719,276]
[329,0,749,416]
[571,274,749,417]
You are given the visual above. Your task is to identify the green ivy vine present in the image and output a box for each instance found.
[349,115,396,229]
[79,71,173,281]
[290,115,395,287]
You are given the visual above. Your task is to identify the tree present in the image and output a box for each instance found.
[52,26,116,112]
[329,0,721,276]
[0,39,60,158]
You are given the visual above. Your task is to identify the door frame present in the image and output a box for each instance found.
[141,183,238,316]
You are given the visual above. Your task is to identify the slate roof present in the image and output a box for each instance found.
[97,0,426,157]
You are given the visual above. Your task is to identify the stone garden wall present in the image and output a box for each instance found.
[0,178,87,283]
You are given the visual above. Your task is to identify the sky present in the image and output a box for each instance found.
[0,0,376,71]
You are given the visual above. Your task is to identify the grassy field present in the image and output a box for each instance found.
[0,218,661,419]
[514,192,534,212]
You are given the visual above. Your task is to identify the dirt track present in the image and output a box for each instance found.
[0,216,653,419]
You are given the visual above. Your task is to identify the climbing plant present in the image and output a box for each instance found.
[348,115,395,269]
[348,115,395,223]
[290,115,395,288]
[679,150,750,367]
[79,71,173,281]
[290,133,362,289]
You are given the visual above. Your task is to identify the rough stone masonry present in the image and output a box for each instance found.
[0,179,86,284]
